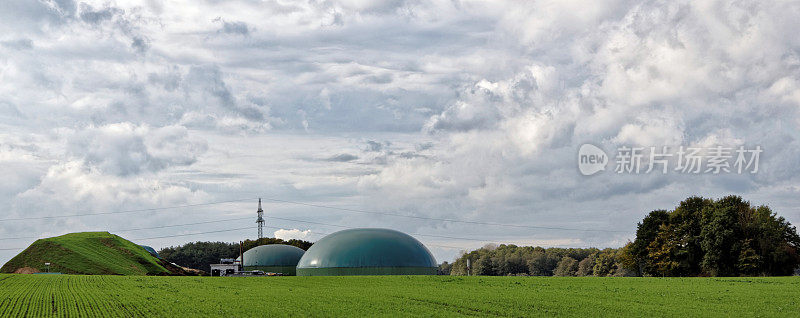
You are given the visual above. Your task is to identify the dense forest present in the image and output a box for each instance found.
[159,237,312,272]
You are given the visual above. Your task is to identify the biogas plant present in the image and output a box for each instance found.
[210,200,437,277]
[212,228,437,276]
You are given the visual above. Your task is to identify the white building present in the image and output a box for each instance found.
[209,258,241,276]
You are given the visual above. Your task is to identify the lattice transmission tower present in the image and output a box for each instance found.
[256,198,264,239]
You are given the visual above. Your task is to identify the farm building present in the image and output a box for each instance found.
[242,244,305,275]
[296,228,437,276]
[210,258,241,276]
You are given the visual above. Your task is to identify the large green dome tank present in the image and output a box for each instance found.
[243,244,305,275]
[296,228,437,276]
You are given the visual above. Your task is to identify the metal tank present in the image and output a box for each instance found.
[296,228,437,276]
[242,244,305,275]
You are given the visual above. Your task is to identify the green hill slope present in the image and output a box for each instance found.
[0,232,186,275]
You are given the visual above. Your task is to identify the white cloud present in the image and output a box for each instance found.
[16,161,207,211]
[67,123,208,176]
[273,228,311,241]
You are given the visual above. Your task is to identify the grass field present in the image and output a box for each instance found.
[0,274,798,317]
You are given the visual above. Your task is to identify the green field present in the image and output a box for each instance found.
[0,275,798,317]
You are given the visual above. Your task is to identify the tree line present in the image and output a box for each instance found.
[439,245,634,277]
[444,196,800,277]
[159,237,312,272]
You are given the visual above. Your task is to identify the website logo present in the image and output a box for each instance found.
[578,144,608,176]
[577,144,762,176]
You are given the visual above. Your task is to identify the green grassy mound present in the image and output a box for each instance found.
[0,232,186,275]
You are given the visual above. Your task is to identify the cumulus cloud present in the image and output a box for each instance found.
[68,123,207,176]
[274,228,311,241]
[16,161,206,212]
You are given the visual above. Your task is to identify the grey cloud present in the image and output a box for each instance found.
[364,73,393,84]
[415,142,433,151]
[330,12,344,26]
[68,123,207,176]
[396,151,426,159]
[0,101,25,119]
[0,38,33,50]
[185,65,265,122]
[0,0,72,31]
[326,154,358,162]
[145,0,164,15]
[52,0,77,16]
[131,36,150,53]
[261,0,304,15]
[365,140,385,152]
[219,20,250,36]
[78,3,119,25]
[335,0,412,15]
[147,71,181,91]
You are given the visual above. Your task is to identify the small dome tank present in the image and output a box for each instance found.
[243,244,305,275]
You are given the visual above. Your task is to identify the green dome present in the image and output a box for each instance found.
[296,228,437,276]
[243,244,305,275]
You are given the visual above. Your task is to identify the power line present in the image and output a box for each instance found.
[260,197,626,233]
[0,216,253,241]
[131,227,254,240]
[265,216,590,249]
[0,195,626,252]
[0,235,40,241]
[424,243,467,250]
[0,195,625,234]
[0,224,261,251]
[0,241,459,251]
[1,207,601,249]
[113,217,253,233]
[130,221,473,251]
[1,226,258,251]
[132,224,329,241]
[266,215,491,242]
[262,219,467,250]
[0,198,256,222]
[0,221,543,252]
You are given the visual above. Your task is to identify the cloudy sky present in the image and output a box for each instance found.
[2,0,800,265]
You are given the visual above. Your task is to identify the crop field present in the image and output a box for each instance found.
[0,275,798,317]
